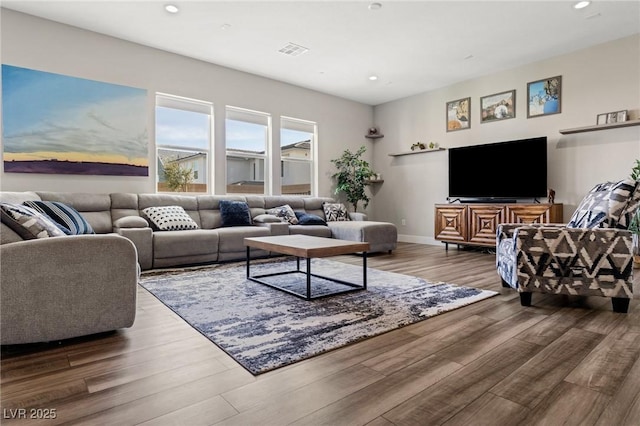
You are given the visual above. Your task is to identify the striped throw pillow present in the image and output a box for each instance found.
[23,200,95,235]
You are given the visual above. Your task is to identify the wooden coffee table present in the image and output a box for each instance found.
[244,235,369,300]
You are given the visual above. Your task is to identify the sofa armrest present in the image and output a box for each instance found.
[0,234,139,344]
[114,215,149,229]
[349,212,367,221]
[255,221,290,236]
[114,226,153,270]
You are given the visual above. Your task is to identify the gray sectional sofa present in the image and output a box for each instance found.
[0,190,397,344]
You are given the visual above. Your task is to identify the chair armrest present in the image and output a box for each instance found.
[1,234,139,344]
[512,226,633,297]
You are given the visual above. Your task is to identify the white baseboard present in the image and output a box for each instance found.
[397,234,442,246]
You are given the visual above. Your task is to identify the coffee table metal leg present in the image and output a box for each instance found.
[363,251,367,290]
[306,257,312,300]
[246,246,250,279]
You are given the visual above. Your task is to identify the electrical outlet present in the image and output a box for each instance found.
[401,219,406,226]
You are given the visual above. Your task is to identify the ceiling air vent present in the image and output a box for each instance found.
[278,42,309,57]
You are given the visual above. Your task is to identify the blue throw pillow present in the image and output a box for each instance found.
[220,200,252,227]
[294,211,327,226]
[22,200,94,235]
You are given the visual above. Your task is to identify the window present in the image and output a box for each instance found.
[156,94,212,193]
[281,117,316,195]
[226,107,270,194]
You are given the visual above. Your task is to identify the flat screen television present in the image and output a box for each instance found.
[448,136,547,201]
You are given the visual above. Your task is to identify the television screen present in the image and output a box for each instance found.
[448,137,547,201]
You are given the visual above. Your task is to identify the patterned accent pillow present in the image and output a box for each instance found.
[267,204,299,224]
[219,200,252,227]
[23,200,95,235]
[142,206,199,231]
[0,202,66,239]
[618,180,640,229]
[568,179,636,229]
[322,202,350,222]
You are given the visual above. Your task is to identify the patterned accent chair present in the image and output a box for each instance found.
[496,178,639,313]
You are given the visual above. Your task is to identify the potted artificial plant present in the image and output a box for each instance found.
[330,146,375,212]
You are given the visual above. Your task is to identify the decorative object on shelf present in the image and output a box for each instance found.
[330,146,375,212]
[547,188,555,204]
[596,113,607,125]
[527,75,561,118]
[411,142,426,151]
[368,127,379,135]
[428,141,438,149]
[480,89,515,123]
[446,97,470,132]
[602,109,628,124]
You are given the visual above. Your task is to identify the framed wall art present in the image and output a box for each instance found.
[2,64,149,176]
[446,97,470,132]
[527,75,562,118]
[480,90,515,123]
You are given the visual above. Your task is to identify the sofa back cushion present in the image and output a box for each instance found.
[567,179,637,229]
[197,195,246,229]
[37,192,112,234]
[110,193,141,222]
[303,197,334,220]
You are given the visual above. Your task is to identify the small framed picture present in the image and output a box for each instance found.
[607,112,618,124]
[596,114,607,125]
[527,75,562,118]
[446,97,470,132]
[480,90,515,123]
[617,110,628,122]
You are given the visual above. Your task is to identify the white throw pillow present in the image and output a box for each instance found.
[142,206,199,231]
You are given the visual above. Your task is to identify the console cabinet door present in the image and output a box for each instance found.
[468,204,505,246]
[434,205,466,243]
[505,204,562,224]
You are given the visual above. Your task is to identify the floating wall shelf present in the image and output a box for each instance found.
[389,147,446,157]
[365,134,384,139]
[559,119,640,134]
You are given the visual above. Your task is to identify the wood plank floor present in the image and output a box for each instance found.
[2,242,639,425]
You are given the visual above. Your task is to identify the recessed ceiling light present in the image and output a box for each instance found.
[220,23,231,30]
[165,4,179,14]
[574,1,590,9]
[369,75,378,81]
[368,2,382,10]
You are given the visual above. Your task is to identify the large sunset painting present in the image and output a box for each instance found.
[2,65,148,176]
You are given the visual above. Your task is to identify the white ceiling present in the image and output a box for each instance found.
[3,1,640,105]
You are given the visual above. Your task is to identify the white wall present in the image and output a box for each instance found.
[372,34,640,244]
[0,9,373,199]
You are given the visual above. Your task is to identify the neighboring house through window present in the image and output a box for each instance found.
[226,106,270,195]
[155,93,212,193]
[280,117,316,195]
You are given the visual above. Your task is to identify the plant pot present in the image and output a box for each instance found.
[635,254,640,269]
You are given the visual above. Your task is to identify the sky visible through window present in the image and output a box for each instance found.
[156,106,209,149]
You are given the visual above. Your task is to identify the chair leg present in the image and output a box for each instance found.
[519,292,532,307]
[501,279,511,288]
[612,297,630,313]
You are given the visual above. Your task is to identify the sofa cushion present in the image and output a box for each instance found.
[568,179,636,229]
[323,202,350,222]
[267,204,299,224]
[220,200,252,227]
[294,211,327,226]
[142,206,199,231]
[0,203,66,239]
[23,200,95,235]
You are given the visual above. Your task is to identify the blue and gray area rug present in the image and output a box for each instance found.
[139,258,497,375]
